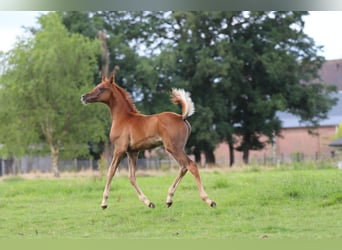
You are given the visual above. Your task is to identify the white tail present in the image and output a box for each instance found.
[171,88,195,119]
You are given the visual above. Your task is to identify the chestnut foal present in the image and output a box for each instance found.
[81,74,216,209]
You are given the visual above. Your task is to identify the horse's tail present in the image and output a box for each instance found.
[171,88,195,120]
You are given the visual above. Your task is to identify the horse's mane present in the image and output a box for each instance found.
[114,84,140,113]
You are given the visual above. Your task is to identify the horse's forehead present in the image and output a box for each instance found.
[98,81,110,87]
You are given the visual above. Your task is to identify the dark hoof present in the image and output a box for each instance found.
[101,204,108,210]
[166,201,173,208]
[148,202,155,208]
[210,201,217,208]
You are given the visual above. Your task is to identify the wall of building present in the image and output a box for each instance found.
[214,125,337,165]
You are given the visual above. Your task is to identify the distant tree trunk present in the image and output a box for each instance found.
[50,145,60,177]
[242,146,249,165]
[204,150,216,165]
[193,148,201,164]
[228,141,235,167]
[98,30,110,77]
[41,122,60,177]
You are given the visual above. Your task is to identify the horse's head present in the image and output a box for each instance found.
[81,75,115,105]
[81,66,138,113]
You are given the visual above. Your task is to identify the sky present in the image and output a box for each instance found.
[0,11,342,60]
[0,11,43,52]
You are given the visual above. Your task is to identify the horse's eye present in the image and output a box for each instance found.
[99,87,106,92]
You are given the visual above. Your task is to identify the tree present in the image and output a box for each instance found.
[227,11,337,163]
[60,11,98,39]
[141,11,337,165]
[0,12,107,176]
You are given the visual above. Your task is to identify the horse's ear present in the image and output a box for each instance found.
[102,75,106,82]
[109,65,120,85]
[109,74,115,84]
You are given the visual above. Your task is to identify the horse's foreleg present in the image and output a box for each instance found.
[127,152,154,208]
[101,152,123,209]
[166,167,187,207]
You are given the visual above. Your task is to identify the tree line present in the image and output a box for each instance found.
[0,11,337,175]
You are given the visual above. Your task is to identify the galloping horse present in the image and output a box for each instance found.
[81,71,216,209]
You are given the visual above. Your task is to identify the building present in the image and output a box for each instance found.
[214,59,342,165]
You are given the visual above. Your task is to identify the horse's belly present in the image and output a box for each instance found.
[129,136,163,151]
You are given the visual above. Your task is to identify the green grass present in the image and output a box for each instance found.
[0,168,341,239]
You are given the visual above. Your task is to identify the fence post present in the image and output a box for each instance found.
[0,159,3,176]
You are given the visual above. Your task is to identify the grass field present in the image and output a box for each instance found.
[0,166,342,239]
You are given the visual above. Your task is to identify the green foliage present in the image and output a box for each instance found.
[225,11,337,163]
[161,11,337,164]
[334,122,342,139]
[61,11,337,165]
[60,11,98,38]
[0,169,341,239]
[1,11,338,167]
[0,13,108,164]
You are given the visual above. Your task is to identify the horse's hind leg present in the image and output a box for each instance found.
[127,152,154,208]
[166,166,188,207]
[186,159,216,207]
[167,149,216,207]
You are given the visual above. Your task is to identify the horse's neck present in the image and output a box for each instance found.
[107,95,130,122]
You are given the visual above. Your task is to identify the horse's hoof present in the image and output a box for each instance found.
[101,204,108,210]
[166,201,173,208]
[210,201,217,208]
[148,202,155,208]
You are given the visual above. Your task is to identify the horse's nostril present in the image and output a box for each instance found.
[81,95,87,104]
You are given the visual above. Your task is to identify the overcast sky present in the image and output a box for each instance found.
[0,11,342,60]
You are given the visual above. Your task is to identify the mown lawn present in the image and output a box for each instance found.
[0,168,341,239]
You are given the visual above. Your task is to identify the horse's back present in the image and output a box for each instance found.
[156,112,190,139]
[156,111,185,126]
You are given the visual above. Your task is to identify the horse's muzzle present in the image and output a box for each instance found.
[80,95,87,105]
